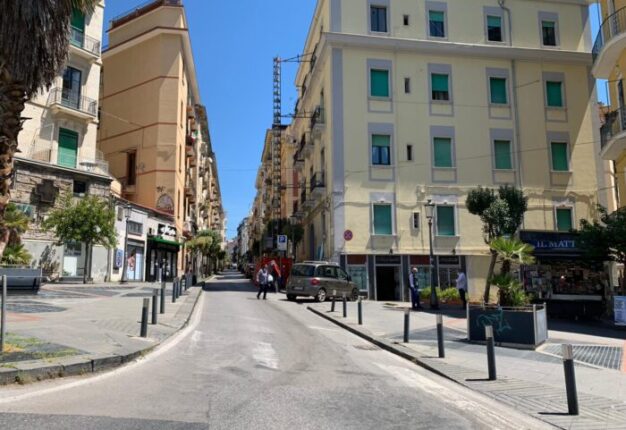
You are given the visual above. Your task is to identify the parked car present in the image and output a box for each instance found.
[285,261,359,302]
[0,267,43,294]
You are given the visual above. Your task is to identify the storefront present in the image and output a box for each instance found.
[125,239,145,282]
[520,231,608,318]
[146,225,181,282]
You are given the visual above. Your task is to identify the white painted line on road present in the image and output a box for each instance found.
[252,342,279,370]
[308,326,342,333]
[374,363,537,430]
[0,293,206,404]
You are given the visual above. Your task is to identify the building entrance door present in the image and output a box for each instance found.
[376,266,400,301]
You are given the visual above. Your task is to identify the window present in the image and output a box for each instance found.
[431,73,449,101]
[128,221,143,236]
[546,81,563,107]
[494,140,512,170]
[542,20,557,46]
[317,265,338,279]
[489,77,507,104]
[436,206,455,236]
[556,208,573,232]
[372,134,391,165]
[403,15,410,26]
[373,204,393,235]
[406,144,413,161]
[73,180,87,196]
[429,10,445,37]
[433,137,453,168]
[370,6,388,33]
[551,142,569,171]
[71,8,85,32]
[487,15,502,41]
[337,267,349,281]
[412,212,420,230]
[58,128,79,168]
[404,77,411,94]
[127,151,136,186]
[370,69,390,98]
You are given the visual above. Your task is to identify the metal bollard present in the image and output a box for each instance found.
[342,294,347,318]
[437,314,445,358]
[0,275,6,353]
[330,296,336,312]
[485,325,497,380]
[140,298,149,337]
[160,285,166,314]
[152,289,158,324]
[403,308,410,343]
[357,297,363,325]
[172,279,177,303]
[562,344,579,415]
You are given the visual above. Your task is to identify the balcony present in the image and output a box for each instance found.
[48,88,97,120]
[111,0,182,29]
[592,7,626,78]
[18,140,109,176]
[186,134,195,147]
[310,105,325,139]
[69,28,101,60]
[309,171,325,198]
[184,180,194,197]
[600,107,626,160]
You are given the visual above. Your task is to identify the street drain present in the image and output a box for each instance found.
[542,344,623,370]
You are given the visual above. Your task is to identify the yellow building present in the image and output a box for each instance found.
[594,0,626,209]
[98,0,223,279]
[289,0,608,301]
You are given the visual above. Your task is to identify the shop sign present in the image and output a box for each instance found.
[520,231,578,252]
[158,224,176,238]
[438,256,460,266]
[376,255,401,265]
[114,249,124,269]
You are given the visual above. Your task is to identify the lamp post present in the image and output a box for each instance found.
[120,204,132,284]
[424,199,439,310]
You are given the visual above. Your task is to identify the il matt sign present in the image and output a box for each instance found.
[519,231,579,255]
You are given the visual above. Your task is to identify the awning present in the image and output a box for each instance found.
[149,236,182,247]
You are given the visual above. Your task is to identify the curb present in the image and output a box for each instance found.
[0,282,206,387]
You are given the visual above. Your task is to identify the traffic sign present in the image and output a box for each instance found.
[343,230,353,241]
[277,235,288,251]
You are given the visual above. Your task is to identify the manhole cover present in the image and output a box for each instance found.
[542,344,623,370]
[353,344,380,351]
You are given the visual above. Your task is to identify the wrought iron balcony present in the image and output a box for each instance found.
[600,107,626,159]
[309,171,325,193]
[592,7,626,76]
[70,28,101,56]
[48,88,97,117]
[310,105,325,130]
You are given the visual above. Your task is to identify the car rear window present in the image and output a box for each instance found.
[290,265,315,277]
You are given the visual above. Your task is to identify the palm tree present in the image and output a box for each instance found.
[0,0,99,258]
[489,237,535,276]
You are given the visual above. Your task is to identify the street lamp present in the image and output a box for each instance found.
[120,204,132,284]
[424,199,439,310]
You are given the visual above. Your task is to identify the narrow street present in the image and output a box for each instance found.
[0,272,549,429]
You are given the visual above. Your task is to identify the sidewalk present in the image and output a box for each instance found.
[308,300,626,430]
[0,278,207,385]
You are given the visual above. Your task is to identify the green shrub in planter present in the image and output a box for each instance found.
[491,274,530,307]
[420,287,460,302]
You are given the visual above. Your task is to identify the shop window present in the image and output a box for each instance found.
[370,69,390,98]
[556,208,573,232]
[551,142,569,171]
[546,81,563,107]
[370,6,388,33]
[431,73,449,101]
[373,204,393,235]
[433,137,453,168]
[436,205,456,236]
[489,77,508,104]
[487,15,502,42]
[372,134,391,165]
[494,140,512,170]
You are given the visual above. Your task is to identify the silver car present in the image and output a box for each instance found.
[286,261,359,302]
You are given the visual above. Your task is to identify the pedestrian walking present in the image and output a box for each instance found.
[409,267,422,310]
[456,271,467,309]
[256,265,269,300]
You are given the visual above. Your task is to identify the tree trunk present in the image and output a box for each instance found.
[0,64,27,261]
[483,249,497,304]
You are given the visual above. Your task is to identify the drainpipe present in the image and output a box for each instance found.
[499,0,525,229]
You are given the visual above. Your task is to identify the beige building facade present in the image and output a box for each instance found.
[288,0,606,301]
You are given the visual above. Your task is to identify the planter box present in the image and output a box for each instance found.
[467,304,547,349]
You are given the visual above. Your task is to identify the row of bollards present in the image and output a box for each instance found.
[141,275,190,339]
[328,297,579,416]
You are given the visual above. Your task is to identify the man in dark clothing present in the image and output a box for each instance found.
[409,267,422,310]
[256,265,269,300]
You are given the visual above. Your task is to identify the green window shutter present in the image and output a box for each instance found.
[494,140,512,169]
[429,11,444,23]
[370,69,389,98]
[489,77,507,104]
[551,142,568,171]
[543,20,555,30]
[436,206,455,236]
[546,81,563,107]
[433,137,453,168]
[372,134,390,147]
[556,208,573,232]
[487,16,501,28]
[58,128,78,168]
[431,74,449,92]
[71,8,85,32]
[373,205,392,235]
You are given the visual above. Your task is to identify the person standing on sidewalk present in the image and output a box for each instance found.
[456,271,467,309]
[256,265,269,300]
[408,267,422,310]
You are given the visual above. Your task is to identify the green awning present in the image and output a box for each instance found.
[149,237,182,247]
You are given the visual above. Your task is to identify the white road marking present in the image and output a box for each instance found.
[308,326,341,333]
[374,363,528,430]
[252,342,279,369]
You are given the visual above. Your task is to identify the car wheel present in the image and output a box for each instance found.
[314,288,327,302]
[287,294,296,301]
[350,288,359,301]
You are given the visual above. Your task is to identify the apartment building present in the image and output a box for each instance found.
[14,1,111,281]
[288,0,607,301]
[594,0,626,209]
[98,0,224,279]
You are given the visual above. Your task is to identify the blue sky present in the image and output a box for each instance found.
[104,1,604,240]
[103,0,317,239]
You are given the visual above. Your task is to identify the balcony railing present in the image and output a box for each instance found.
[310,171,325,192]
[300,188,307,206]
[593,7,626,64]
[48,88,97,116]
[601,107,626,151]
[111,0,182,29]
[310,105,325,129]
[70,28,101,56]
[19,140,109,175]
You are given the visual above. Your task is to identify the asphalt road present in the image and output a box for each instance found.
[0,272,551,429]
